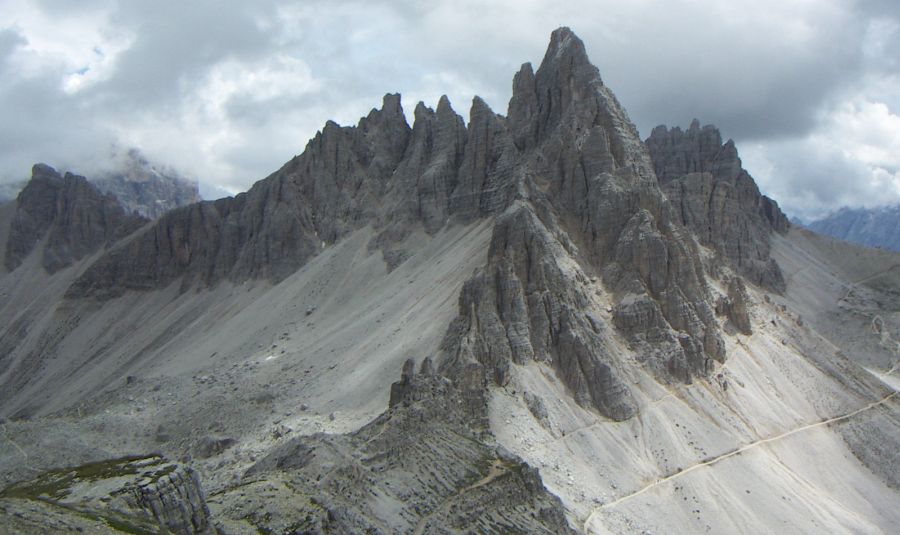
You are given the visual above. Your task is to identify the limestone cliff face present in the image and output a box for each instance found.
[125,464,213,535]
[645,120,789,291]
[4,164,147,273]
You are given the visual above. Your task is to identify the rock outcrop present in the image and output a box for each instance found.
[645,120,788,291]
[441,205,639,419]
[0,455,212,535]
[716,277,753,335]
[4,164,147,273]
[227,361,573,534]
[125,463,213,535]
[59,28,730,404]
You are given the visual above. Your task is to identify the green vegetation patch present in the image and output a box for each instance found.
[0,454,168,501]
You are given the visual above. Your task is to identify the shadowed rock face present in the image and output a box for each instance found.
[645,120,789,291]
[4,164,147,273]
[441,206,639,420]
[67,91,521,298]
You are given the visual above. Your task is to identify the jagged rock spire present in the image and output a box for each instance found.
[646,122,789,290]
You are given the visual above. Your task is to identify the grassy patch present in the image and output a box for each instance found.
[0,455,174,534]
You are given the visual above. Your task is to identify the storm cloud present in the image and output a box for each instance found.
[1,0,898,219]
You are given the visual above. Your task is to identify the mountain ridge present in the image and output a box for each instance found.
[806,204,900,251]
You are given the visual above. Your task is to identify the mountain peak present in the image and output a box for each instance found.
[538,27,598,82]
[5,165,147,273]
[545,27,587,61]
[380,92,403,117]
[436,94,454,114]
[31,163,62,181]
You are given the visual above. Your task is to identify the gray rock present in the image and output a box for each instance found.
[66,94,411,299]
[194,435,236,459]
[720,277,753,335]
[0,26,814,535]
[125,462,213,534]
[0,456,213,535]
[4,164,147,273]
[645,121,788,291]
[524,391,549,421]
[236,362,574,535]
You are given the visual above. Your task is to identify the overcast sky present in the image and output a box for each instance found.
[1,0,898,220]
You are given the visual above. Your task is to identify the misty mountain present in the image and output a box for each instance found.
[90,148,201,220]
[0,181,26,205]
[0,149,199,221]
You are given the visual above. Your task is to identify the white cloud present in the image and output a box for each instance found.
[743,96,900,220]
[0,0,897,221]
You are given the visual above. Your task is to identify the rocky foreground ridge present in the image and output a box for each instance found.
[3,27,893,535]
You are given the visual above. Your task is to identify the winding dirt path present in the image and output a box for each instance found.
[582,390,899,533]
[839,263,900,302]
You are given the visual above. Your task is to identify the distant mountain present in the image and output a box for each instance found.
[0,149,199,218]
[92,148,201,219]
[807,205,900,251]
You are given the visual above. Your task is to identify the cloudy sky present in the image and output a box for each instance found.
[1,0,898,220]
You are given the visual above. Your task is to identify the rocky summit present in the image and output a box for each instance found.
[91,148,201,221]
[0,28,898,535]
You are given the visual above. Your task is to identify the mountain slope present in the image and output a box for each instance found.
[0,27,897,535]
